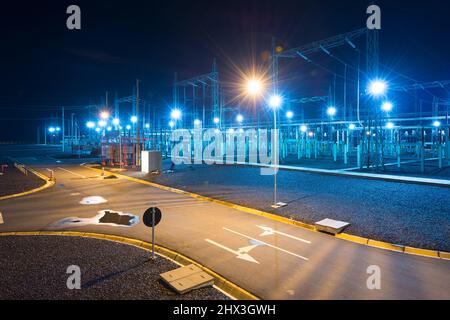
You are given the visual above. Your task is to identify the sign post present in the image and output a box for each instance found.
[143,207,162,259]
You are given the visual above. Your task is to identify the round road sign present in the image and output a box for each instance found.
[143,207,162,227]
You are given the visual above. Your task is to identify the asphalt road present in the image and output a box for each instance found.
[138,161,450,252]
[0,145,449,299]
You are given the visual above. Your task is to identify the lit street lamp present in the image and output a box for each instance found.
[382,102,393,112]
[100,111,110,120]
[170,109,182,120]
[368,80,388,97]
[246,79,264,96]
[286,111,294,119]
[300,125,308,133]
[386,122,395,129]
[327,106,337,117]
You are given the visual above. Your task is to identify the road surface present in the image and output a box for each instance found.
[0,146,449,299]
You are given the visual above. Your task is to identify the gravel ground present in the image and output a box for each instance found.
[124,161,450,252]
[0,236,228,300]
[0,157,44,197]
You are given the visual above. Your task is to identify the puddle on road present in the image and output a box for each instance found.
[79,196,108,205]
[102,175,118,180]
[99,211,135,226]
[53,210,139,228]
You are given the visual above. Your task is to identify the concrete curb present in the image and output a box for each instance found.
[0,167,54,201]
[200,160,450,188]
[84,165,450,261]
[0,231,259,300]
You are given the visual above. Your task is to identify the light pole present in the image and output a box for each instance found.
[268,94,283,208]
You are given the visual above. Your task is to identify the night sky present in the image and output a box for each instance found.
[1,0,449,141]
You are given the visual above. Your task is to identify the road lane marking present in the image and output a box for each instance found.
[205,239,259,264]
[70,193,81,196]
[57,167,86,178]
[223,227,309,261]
[0,212,3,224]
[257,225,311,244]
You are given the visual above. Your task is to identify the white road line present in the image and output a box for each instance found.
[0,212,3,224]
[223,227,309,261]
[205,239,259,264]
[257,225,311,244]
[57,167,86,178]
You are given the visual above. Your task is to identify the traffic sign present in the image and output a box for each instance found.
[143,207,162,260]
[143,207,162,227]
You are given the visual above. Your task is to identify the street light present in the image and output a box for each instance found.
[246,79,263,96]
[48,127,55,133]
[236,114,244,124]
[382,102,393,112]
[349,124,356,130]
[194,119,201,126]
[98,120,107,127]
[386,122,395,129]
[268,93,285,208]
[86,121,95,129]
[433,121,441,128]
[268,95,282,109]
[213,117,220,124]
[100,111,110,120]
[126,125,132,130]
[112,118,120,126]
[145,123,150,129]
[171,109,182,120]
[368,80,388,96]
[168,121,175,128]
[56,127,61,132]
[327,106,337,117]
[286,111,294,119]
[300,125,308,133]
[130,116,138,124]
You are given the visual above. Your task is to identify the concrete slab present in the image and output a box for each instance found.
[160,264,214,294]
[315,218,350,235]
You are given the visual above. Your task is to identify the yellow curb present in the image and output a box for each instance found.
[404,247,440,258]
[0,167,54,201]
[83,165,447,261]
[39,231,64,236]
[439,251,450,260]
[367,240,405,253]
[0,231,259,300]
[0,232,17,236]
[336,233,369,245]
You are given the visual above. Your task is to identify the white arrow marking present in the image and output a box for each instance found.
[223,227,309,261]
[0,212,3,224]
[257,225,311,244]
[205,239,260,264]
[57,167,86,178]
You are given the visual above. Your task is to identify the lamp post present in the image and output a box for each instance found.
[268,94,284,208]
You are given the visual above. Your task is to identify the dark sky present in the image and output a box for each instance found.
[1,0,450,141]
